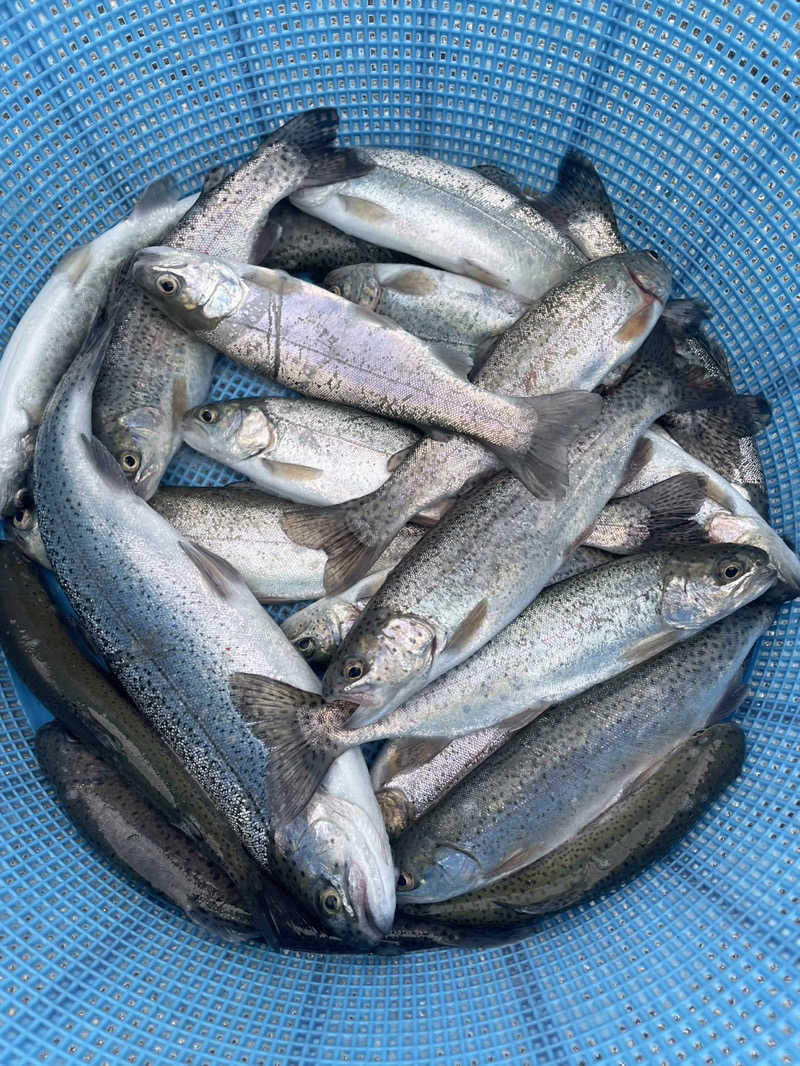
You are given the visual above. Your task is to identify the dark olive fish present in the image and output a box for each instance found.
[402,723,745,925]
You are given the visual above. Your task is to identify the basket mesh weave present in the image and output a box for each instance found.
[0,1,797,1063]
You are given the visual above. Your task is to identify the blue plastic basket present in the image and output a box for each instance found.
[1,2,798,1063]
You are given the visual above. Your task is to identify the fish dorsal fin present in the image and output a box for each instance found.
[179,540,249,600]
[444,598,488,659]
[260,458,324,482]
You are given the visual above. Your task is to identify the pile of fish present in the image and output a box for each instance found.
[1,107,797,955]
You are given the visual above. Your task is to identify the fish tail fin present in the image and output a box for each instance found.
[724,393,772,437]
[614,473,713,552]
[280,505,388,594]
[540,149,623,245]
[262,107,340,151]
[298,147,374,189]
[491,390,602,498]
[229,673,352,826]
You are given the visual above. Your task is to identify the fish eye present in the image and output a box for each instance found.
[198,408,218,425]
[120,451,141,473]
[319,888,342,914]
[155,274,179,296]
[646,249,659,261]
[295,636,316,656]
[720,561,741,581]
[343,658,366,682]
[396,871,414,891]
[12,508,29,528]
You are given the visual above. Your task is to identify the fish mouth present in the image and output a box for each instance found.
[625,264,661,303]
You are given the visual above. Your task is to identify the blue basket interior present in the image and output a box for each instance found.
[0,2,797,1063]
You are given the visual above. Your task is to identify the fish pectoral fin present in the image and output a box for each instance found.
[501,703,547,732]
[171,378,190,425]
[80,434,132,493]
[56,243,93,284]
[386,443,417,473]
[621,629,679,666]
[491,843,543,880]
[443,598,489,659]
[705,676,750,726]
[457,259,508,290]
[618,435,655,489]
[384,268,438,296]
[179,540,250,600]
[118,405,162,431]
[430,343,474,380]
[260,458,324,482]
[339,193,392,223]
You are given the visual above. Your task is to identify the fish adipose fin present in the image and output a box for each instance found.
[280,505,386,595]
[228,673,349,824]
[493,390,602,498]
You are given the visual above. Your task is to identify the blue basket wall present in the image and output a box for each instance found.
[0,1,798,1064]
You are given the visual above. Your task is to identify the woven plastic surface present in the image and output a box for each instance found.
[0,1,797,1063]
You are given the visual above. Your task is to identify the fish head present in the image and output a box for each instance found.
[106,406,173,500]
[623,250,672,307]
[660,544,776,629]
[7,491,50,568]
[602,250,671,360]
[283,601,363,667]
[181,401,276,462]
[276,789,396,947]
[324,266,381,310]
[322,610,437,710]
[132,246,247,330]
[394,843,483,905]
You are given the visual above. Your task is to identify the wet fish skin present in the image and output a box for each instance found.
[403,723,745,925]
[94,107,366,499]
[180,396,420,507]
[264,199,416,281]
[149,487,422,604]
[0,179,197,515]
[616,426,800,594]
[280,250,671,594]
[35,722,256,941]
[291,147,586,301]
[0,539,284,944]
[8,486,423,603]
[320,328,716,720]
[392,601,774,904]
[299,545,776,745]
[133,247,600,502]
[324,263,529,362]
[33,324,396,948]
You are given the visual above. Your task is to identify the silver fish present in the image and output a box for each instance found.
[324,263,529,362]
[93,107,369,498]
[233,545,773,796]
[317,328,718,723]
[149,486,422,603]
[0,179,197,514]
[392,600,774,903]
[35,722,257,941]
[280,250,670,593]
[281,569,391,666]
[33,325,393,947]
[615,426,800,593]
[7,487,423,603]
[290,147,585,300]
[180,396,420,506]
[133,248,600,500]
[402,722,745,925]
